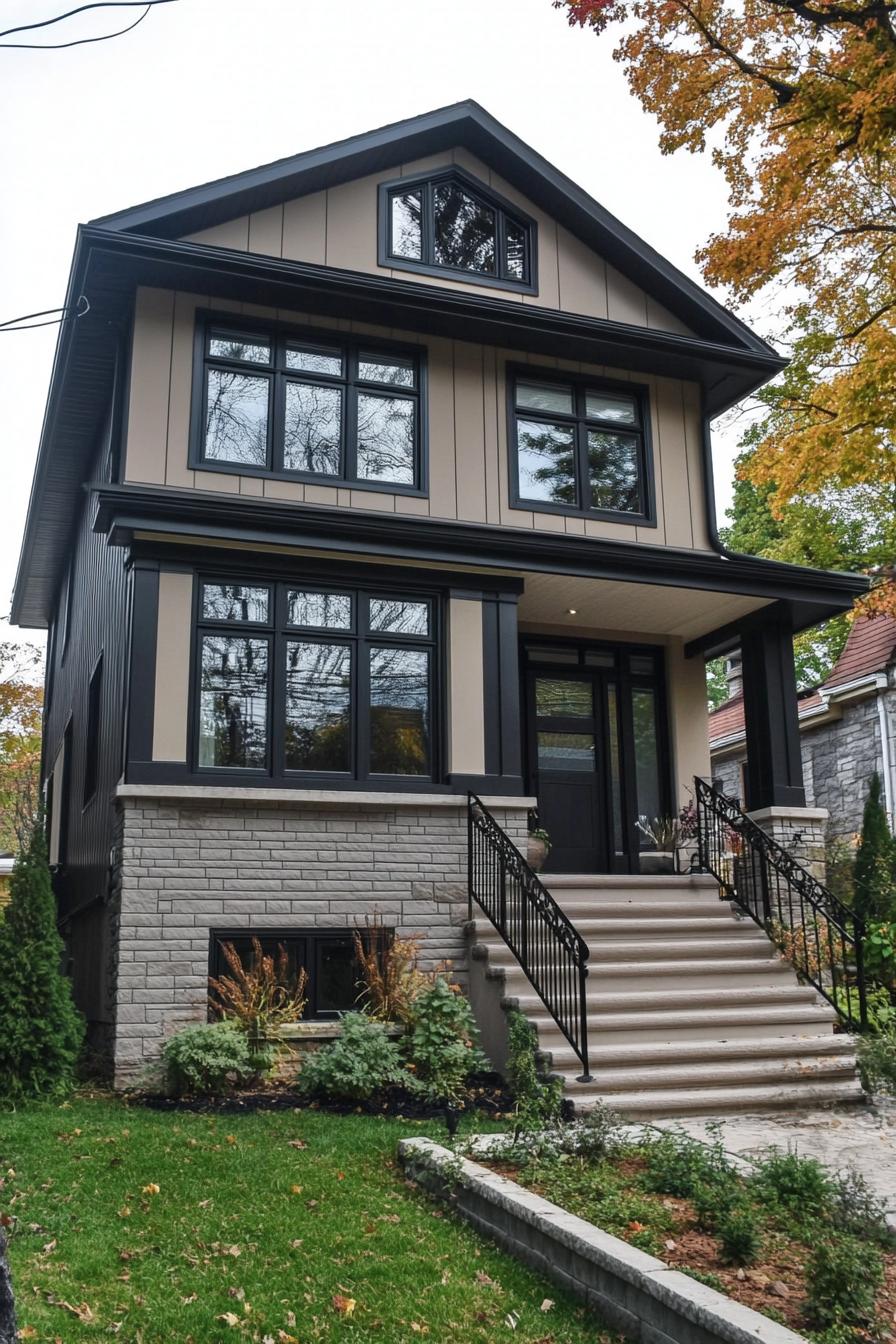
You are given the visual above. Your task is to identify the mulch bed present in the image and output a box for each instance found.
[133,1074,515,1124]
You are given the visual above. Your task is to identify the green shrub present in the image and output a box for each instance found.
[299,1012,409,1102]
[854,773,896,924]
[752,1146,834,1215]
[162,1021,273,1096]
[829,1167,892,1245]
[805,1234,883,1331]
[574,1103,624,1158]
[692,1177,738,1233]
[505,1009,563,1132]
[642,1127,735,1201]
[716,1206,762,1265]
[0,820,84,1100]
[404,978,487,1103]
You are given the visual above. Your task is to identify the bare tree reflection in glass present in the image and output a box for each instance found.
[369,646,429,775]
[285,641,352,771]
[201,584,269,624]
[588,431,641,512]
[368,599,428,636]
[204,369,269,466]
[283,382,342,474]
[433,184,496,274]
[199,637,268,767]
[356,394,415,483]
[516,420,577,505]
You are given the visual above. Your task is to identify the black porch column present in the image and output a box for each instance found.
[740,614,805,810]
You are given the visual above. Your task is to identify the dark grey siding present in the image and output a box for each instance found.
[42,408,132,1037]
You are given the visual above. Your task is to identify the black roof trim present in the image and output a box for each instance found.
[91,483,867,635]
[90,101,773,355]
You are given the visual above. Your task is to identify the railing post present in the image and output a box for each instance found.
[695,777,709,873]
[577,961,592,1082]
[467,793,474,922]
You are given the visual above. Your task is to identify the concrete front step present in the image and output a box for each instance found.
[540,1032,857,1071]
[551,1050,858,1094]
[562,1077,866,1117]
[518,1002,838,1045]
[514,983,822,1019]
[491,958,794,994]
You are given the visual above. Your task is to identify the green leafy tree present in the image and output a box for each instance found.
[0,642,43,853]
[853,774,896,924]
[0,820,84,1098]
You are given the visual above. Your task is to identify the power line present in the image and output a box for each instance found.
[0,0,177,49]
[0,296,90,332]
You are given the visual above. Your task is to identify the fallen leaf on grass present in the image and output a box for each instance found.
[285,1311,296,1327]
[475,1270,498,1289]
[141,1184,160,1196]
[540,1298,554,1312]
[664,1240,677,1251]
[287,1139,307,1150]
[332,1294,356,1317]
[290,1185,303,1195]
[17,1327,38,1339]
[771,1281,790,1298]
[216,1312,241,1327]
[410,1325,429,1335]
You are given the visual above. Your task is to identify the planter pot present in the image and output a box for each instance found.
[527,836,548,872]
[639,851,674,875]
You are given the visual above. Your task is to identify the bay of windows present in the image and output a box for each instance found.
[196,320,424,491]
[381,169,535,289]
[510,371,652,522]
[196,580,435,782]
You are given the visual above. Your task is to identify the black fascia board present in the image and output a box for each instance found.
[80,227,786,411]
[89,100,774,355]
[91,482,868,630]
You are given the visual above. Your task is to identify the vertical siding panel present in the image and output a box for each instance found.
[453,343,487,523]
[248,205,284,258]
[165,292,197,488]
[281,193,327,264]
[263,478,304,501]
[426,337,457,519]
[350,490,396,512]
[496,352,533,529]
[325,174,381,271]
[482,348,501,526]
[125,287,173,485]
[185,217,249,249]
[652,377,691,548]
[606,265,649,325]
[557,227,609,319]
[683,382,712,549]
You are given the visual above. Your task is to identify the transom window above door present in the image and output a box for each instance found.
[195,579,437,784]
[509,368,654,524]
[379,168,537,291]
[192,316,426,493]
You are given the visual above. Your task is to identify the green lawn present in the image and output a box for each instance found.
[0,1095,616,1343]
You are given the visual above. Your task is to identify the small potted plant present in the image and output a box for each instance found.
[527,825,552,873]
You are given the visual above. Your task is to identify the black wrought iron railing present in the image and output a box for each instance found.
[467,793,592,1080]
[694,777,867,1030]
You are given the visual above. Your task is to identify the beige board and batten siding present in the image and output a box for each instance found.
[447,597,486,776]
[124,286,712,552]
[184,147,694,336]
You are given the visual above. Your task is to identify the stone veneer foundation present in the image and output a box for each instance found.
[110,786,531,1086]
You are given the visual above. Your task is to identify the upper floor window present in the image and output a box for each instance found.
[508,367,655,525]
[193,316,426,494]
[379,169,536,292]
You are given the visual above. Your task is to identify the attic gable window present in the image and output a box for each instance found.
[379,168,536,292]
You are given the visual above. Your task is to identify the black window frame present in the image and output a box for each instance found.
[191,575,441,788]
[208,927,378,1021]
[378,167,538,294]
[82,652,104,808]
[190,312,428,496]
[507,364,657,527]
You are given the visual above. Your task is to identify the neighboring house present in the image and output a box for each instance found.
[710,614,896,839]
[11,103,867,1097]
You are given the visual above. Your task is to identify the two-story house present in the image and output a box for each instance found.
[12,103,868,1109]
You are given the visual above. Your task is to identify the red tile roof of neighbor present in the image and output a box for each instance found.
[708,614,896,747]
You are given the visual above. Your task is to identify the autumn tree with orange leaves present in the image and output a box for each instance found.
[558,0,896,614]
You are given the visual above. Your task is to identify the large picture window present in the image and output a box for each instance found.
[193,317,425,493]
[379,168,536,292]
[195,579,437,784]
[509,368,654,524]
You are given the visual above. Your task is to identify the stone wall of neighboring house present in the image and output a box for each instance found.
[712,687,896,842]
[109,794,530,1086]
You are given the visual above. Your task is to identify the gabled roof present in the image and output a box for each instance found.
[90,100,775,355]
[709,614,896,747]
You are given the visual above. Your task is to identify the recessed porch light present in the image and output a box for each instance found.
[566,608,578,615]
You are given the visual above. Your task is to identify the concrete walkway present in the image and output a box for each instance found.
[652,1099,896,1218]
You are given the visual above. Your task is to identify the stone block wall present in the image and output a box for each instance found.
[110,793,529,1085]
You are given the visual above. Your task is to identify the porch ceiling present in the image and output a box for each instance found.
[517,572,771,644]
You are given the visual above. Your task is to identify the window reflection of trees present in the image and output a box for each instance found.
[588,431,641,512]
[368,599,428,636]
[199,636,268,768]
[516,420,577,505]
[434,183,496,274]
[202,585,269,624]
[205,369,269,466]
[370,647,429,775]
[356,394,415,483]
[283,382,342,474]
[285,642,352,771]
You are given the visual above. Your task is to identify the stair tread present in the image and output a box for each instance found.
[520,1004,837,1030]
[543,1033,857,1065]
[564,1078,865,1115]
[553,1053,857,1088]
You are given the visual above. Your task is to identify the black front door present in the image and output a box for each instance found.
[527,671,609,872]
[525,642,670,874]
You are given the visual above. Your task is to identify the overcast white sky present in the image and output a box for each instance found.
[0,0,761,650]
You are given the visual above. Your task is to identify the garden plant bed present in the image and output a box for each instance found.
[462,1121,896,1342]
